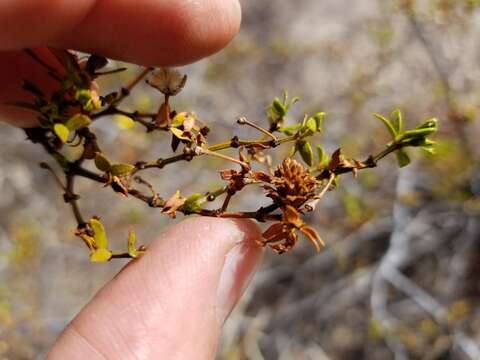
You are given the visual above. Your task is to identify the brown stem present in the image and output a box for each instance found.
[73,166,106,183]
[197,147,249,168]
[39,162,66,190]
[220,192,234,212]
[114,67,153,104]
[208,135,295,152]
[317,173,336,200]
[136,153,194,172]
[110,253,135,259]
[237,117,277,141]
[206,186,229,201]
[219,212,282,221]
[134,176,158,200]
[65,173,86,227]
[91,107,157,131]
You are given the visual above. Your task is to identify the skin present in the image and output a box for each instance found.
[0,0,241,126]
[0,1,265,358]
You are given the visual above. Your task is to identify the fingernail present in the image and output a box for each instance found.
[216,241,262,324]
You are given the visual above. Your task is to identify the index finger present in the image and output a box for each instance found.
[0,0,241,66]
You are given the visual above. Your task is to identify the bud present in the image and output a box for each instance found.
[147,68,187,96]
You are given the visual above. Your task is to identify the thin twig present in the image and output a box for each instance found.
[65,173,86,226]
[317,173,335,200]
[237,116,278,141]
[114,66,153,104]
[39,162,66,190]
[220,192,233,213]
[197,147,249,168]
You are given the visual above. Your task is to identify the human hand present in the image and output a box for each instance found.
[0,2,266,359]
[0,0,241,127]
[49,218,263,359]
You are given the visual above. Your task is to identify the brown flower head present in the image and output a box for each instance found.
[261,205,324,254]
[264,158,318,208]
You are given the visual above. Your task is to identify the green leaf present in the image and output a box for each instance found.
[75,89,96,111]
[401,128,436,141]
[90,248,112,263]
[420,139,436,154]
[53,123,70,143]
[421,145,436,155]
[313,112,325,132]
[298,140,314,167]
[374,113,397,139]
[114,114,136,130]
[288,96,300,109]
[172,112,188,127]
[127,230,140,258]
[90,218,109,250]
[278,123,301,136]
[301,114,309,128]
[403,118,438,140]
[396,150,411,168]
[110,163,135,176]
[416,118,438,130]
[316,145,330,168]
[272,98,287,117]
[283,90,300,110]
[305,117,318,134]
[391,109,403,134]
[170,127,190,141]
[186,193,203,203]
[94,153,112,172]
[66,114,92,131]
[288,145,297,158]
[182,193,203,213]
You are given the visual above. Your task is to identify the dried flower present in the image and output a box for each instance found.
[262,205,324,253]
[110,175,131,197]
[162,190,186,218]
[154,101,171,127]
[147,68,187,96]
[169,112,208,151]
[328,148,366,177]
[263,158,319,208]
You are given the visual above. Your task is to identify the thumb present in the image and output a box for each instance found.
[47,217,263,360]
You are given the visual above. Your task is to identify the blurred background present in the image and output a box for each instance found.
[1,0,480,359]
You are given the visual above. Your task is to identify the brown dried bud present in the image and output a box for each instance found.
[155,101,171,127]
[264,158,318,208]
[261,205,323,254]
[147,68,187,96]
[162,190,186,218]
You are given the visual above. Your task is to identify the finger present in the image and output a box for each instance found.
[0,0,241,127]
[0,0,241,66]
[0,49,61,128]
[47,218,263,360]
